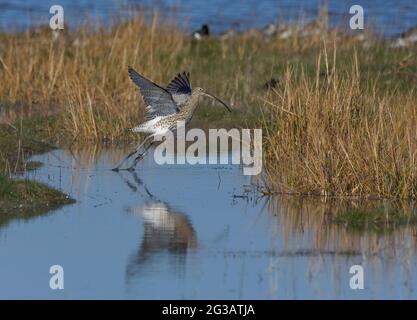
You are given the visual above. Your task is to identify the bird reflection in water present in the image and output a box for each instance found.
[119,171,197,280]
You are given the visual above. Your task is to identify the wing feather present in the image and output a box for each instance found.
[166,72,192,107]
[128,66,179,119]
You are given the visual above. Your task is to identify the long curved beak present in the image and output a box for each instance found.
[203,92,232,112]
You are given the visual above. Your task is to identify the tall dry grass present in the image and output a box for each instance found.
[262,43,417,199]
[0,14,186,140]
[0,10,342,141]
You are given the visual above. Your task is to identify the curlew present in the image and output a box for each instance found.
[112,67,231,171]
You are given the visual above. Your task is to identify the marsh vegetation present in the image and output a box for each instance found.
[0,123,73,218]
[0,11,416,224]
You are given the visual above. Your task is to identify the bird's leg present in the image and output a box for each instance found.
[111,149,137,171]
[112,135,153,171]
[127,137,155,171]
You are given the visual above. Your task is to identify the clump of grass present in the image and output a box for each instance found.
[262,42,417,199]
[332,206,417,233]
[0,175,74,224]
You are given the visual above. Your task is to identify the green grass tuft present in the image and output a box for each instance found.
[332,207,417,233]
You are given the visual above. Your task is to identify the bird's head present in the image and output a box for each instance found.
[193,87,232,112]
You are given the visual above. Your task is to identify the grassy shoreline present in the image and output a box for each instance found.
[0,13,416,200]
[0,175,73,215]
[0,122,74,219]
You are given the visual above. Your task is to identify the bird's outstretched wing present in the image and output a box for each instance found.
[128,66,179,119]
[166,72,192,107]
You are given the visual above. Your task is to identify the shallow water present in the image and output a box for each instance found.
[0,145,416,299]
[1,0,416,37]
